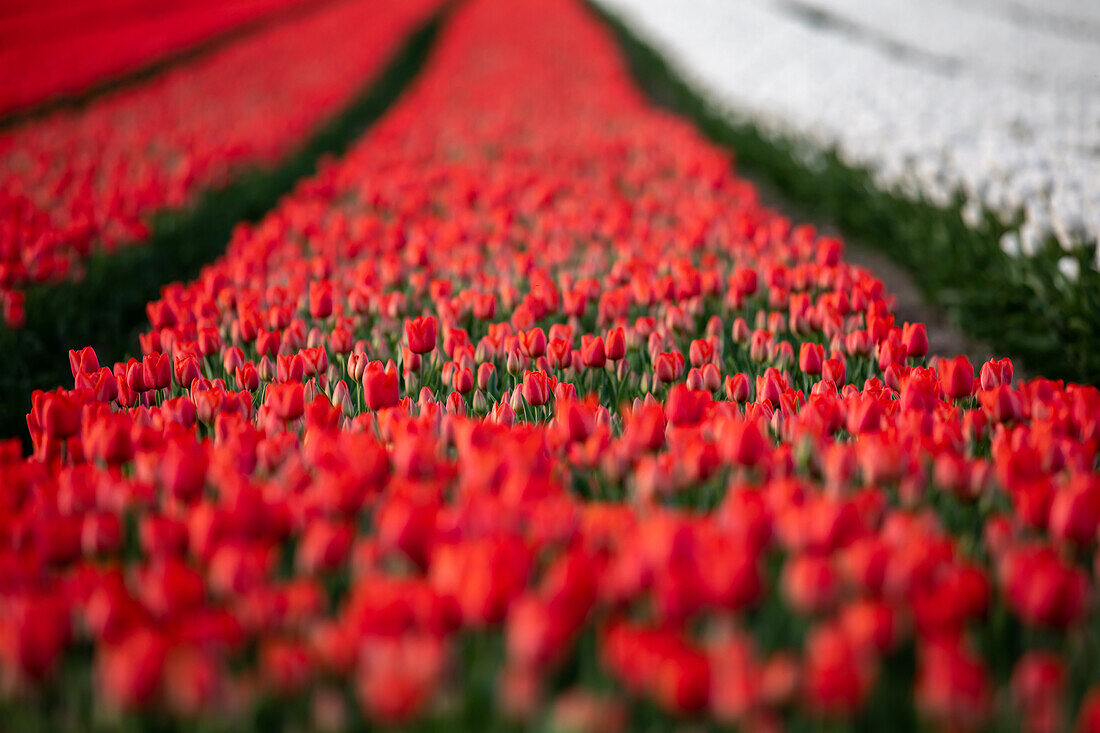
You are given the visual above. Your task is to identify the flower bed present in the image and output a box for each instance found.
[0,0,316,117]
[597,0,1100,266]
[0,5,445,444]
[0,0,443,327]
[3,0,1100,730]
[592,0,1100,386]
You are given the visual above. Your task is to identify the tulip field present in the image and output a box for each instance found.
[0,0,441,320]
[596,0,1100,386]
[0,0,320,118]
[3,0,1100,731]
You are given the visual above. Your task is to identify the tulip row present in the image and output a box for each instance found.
[0,0,443,328]
[0,7,445,444]
[590,1,1100,387]
[0,0,315,117]
[5,0,1100,730]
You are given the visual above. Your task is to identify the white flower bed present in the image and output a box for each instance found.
[599,0,1100,272]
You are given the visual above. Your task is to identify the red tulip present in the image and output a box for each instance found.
[665,384,709,426]
[309,281,334,319]
[938,355,974,400]
[730,317,750,344]
[605,327,626,361]
[725,373,750,403]
[174,354,202,388]
[700,363,721,392]
[980,357,1014,390]
[3,291,25,329]
[1011,651,1065,733]
[1049,476,1100,548]
[1000,544,1087,628]
[547,338,572,369]
[236,363,260,391]
[0,595,70,683]
[473,293,497,320]
[163,647,221,717]
[69,347,100,379]
[507,595,575,667]
[823,358,846,385]
[364,361,399,411]
[267,382,305,421]
[297,521,354,574]
[477,362,496,391]
[430,537,529,625]
[37,390,80,439]
[405,316,438,354]
[803,624,872,716]
[1078,687,1100,733]
[357,634,444,724]
[914,640,991,731]
[522,370,550,407]
[143,352,171,391]
[901,322,928,358]
[519,328,547,359]
[277,354,305,383]
[452,366,474,395]
[721,418,769,467]
[581,335,606,369]
[98,630,168,710]
[347,352,367,382]
[654,352,684,384]
[689,338,716,367]
[782,553,837,615]
[799,342,824,375]
[125,358,149,392]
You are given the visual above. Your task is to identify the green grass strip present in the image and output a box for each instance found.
[0,8,448,443]
[589,1,1100,387]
